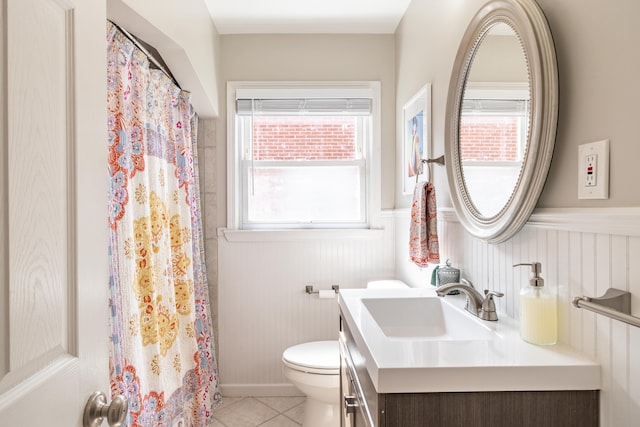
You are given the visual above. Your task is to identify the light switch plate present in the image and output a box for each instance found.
[578,139,609,199]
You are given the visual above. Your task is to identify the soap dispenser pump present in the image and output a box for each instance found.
[513,262,557,345]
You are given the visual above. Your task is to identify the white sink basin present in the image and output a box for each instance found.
[339,288,601,393]
[361,297,493,340]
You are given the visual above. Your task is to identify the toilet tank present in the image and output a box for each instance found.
[366,280,409,289]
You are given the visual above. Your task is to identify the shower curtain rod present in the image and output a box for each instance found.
[109,20,182,90]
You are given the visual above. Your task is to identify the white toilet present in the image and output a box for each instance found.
[282,280,408,427]
[282,340,340,427]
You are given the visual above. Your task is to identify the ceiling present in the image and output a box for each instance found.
[204,0,413,35]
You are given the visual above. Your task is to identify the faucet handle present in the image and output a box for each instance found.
[484,289,504,299]
[480,290,504,321]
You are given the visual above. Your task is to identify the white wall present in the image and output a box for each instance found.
[394,210,640,427]
[217,222,397,396]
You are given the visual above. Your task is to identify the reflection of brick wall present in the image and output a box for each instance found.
[460,116,519,161]
[253,117,356,161]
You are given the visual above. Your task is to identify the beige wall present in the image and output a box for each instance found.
[395,0,640,209]
[395,0,485,208]
[536,0,640,207]
[217,34,396,226]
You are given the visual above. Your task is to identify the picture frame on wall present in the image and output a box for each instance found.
[402,84,432,195]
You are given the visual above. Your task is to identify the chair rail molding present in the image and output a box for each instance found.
[527,207,640,236]
[423,207,640,237]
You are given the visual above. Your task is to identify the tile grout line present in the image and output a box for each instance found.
[257,399,304,426]
[213,396,305,427]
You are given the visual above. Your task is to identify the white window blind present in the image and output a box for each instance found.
[236,98,372,116]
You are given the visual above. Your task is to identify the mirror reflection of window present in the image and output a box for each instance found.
[459,22,530,218]
[460,89,529,217]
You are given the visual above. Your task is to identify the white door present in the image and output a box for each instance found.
[0,0,111,425]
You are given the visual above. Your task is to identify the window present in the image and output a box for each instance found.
[227,82,381,230]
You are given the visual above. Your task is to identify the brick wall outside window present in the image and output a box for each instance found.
[460,116,519,161]
[252,116,356,161]
[252,116,517,163]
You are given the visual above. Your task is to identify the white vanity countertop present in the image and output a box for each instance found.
[339,287,601,394]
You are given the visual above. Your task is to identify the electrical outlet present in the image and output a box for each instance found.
[578,139,609,199]
[585,154,597,187]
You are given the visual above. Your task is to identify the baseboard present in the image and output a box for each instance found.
[220,383,303,397]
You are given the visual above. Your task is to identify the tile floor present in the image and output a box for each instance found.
[213,396,306,427]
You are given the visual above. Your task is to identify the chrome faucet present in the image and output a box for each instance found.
[436,279,504,321]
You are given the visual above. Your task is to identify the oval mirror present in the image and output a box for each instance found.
[445,0,558,243]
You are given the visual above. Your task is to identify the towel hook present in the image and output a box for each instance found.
[416,155,445,183]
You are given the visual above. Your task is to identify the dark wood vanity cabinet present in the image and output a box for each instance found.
[339,316,599,427]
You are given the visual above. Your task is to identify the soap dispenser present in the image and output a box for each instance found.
[513,262,557,345]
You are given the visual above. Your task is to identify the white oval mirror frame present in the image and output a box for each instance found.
[445,0,558,244]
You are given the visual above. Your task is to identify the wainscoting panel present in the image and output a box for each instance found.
[393,208,640,427]
[218,206,640,425]
[217,215,396,396]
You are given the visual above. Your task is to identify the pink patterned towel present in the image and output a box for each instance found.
[409,181,440,267]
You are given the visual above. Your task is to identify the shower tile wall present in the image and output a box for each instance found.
[198,118,219,353]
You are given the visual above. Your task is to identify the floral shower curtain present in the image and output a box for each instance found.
[106,22,220,426]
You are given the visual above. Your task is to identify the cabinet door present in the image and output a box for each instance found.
[341,363,371,426]
[353,401,369,427]
[340,341,355,427]
[340,336,374,427]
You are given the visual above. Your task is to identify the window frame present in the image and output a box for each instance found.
[226,81,382,232]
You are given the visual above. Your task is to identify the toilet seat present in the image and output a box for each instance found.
[282,341,340,375]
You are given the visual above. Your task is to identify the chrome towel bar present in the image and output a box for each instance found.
[572,288,640,328]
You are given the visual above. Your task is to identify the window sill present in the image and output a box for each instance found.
[218,227,385,242]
